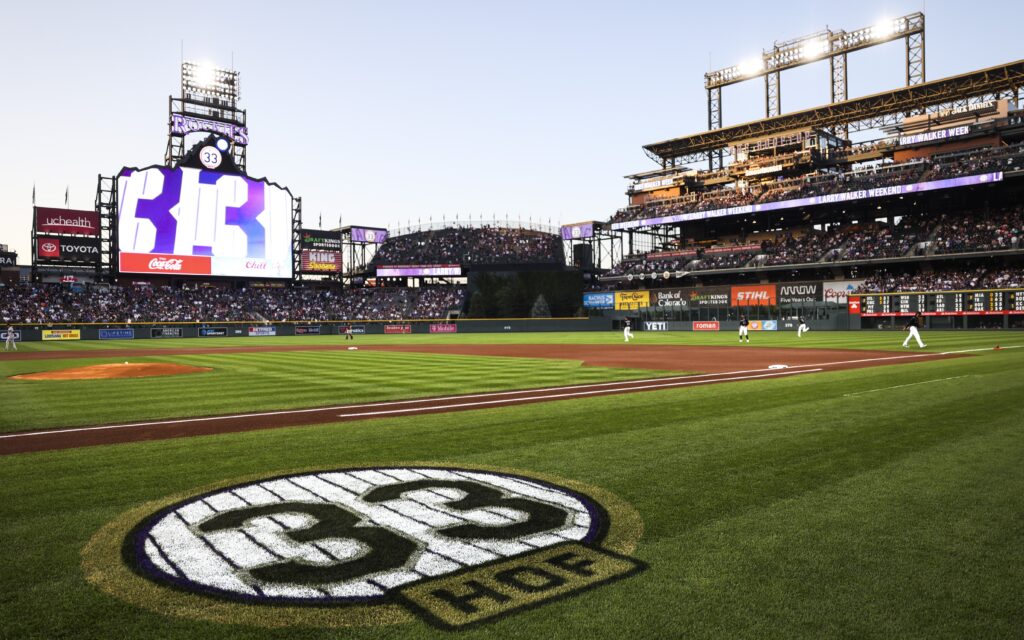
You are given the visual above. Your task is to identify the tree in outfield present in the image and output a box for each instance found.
[530,294,552,318]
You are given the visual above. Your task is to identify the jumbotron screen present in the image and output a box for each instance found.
[117,166,293,278]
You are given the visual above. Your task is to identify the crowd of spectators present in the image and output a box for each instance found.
[855,268,1024,293]
[610,143,1024,226]
[0,284,466,324]
[930,208,1024,254]
[371,226,563,266]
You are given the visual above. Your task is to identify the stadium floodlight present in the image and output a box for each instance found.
[739,57,765,76]
[872,18,896,39]
[181,61,240,104]
[801,38,829,60]
[192,63,217,88]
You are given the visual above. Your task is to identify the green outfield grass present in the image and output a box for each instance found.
[1,332,1022,639]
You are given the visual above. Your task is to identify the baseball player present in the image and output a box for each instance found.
[623,318,634,342]
[738,315,750,343]
[797,315,809,338]
[4,325,16,351]
[343,324,355,340]
[902,312,926,348]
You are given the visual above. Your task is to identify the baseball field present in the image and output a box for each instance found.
[2,330,1022,638]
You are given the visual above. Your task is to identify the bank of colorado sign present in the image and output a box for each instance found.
[35,236,100,263]
[97,467,644,629]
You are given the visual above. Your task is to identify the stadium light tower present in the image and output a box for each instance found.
[703,12,925,169]
[166,61,248,172]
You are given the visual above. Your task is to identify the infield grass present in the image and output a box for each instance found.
[0,336,1021,639]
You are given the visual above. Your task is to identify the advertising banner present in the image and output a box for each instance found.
[384,324,412,334]
[347,325,367,335]
[35,236,101,263]
[351,227,389,244]
[99,328,135,340]
[42,329,81,341]
[0,329,21,342]
[199,327,228,337]
[376,265,461,277]
[560,223,595,240]
[295,325,321,335]
[731,284,777,306]
[117,166,294,278]
[777,282,822,305]
[35,207,100,236]
[692,321,720,331]
[151,327,184,338]
[582,292,614,309]
[300,230,342,250]
[687,287,730,307]
[170,113,248,144]
[644,321,667,331]
[747,320,778,331]
[248,326,277,337]
[614,290,650,310]
[429,323,458,334]
[301,249,342,273]
[651,289,690,309]
[612,172,1004,230]
[848,298,861,314]
[0,251,17,266]
[822,280,865,305]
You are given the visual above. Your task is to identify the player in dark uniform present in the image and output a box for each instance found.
[902,312,926,348]
[797,315,809,338]
[738,315,750,343]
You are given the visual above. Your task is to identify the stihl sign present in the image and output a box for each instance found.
[730,285,776,306]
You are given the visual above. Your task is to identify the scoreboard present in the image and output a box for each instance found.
[854,289,1024,316]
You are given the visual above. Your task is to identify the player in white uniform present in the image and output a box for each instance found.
[902,312,926,348]
[4,325,16,351]
[797,315,809,338]
[623,319,634,342]
[738,316,750,343]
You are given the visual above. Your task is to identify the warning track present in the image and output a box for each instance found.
[0,346,961,455]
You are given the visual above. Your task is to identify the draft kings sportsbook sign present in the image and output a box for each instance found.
[89,466,645,630]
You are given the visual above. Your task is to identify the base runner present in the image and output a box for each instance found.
[623,319,634,342]
[738,316,750,343]
[902,312,926,348]
[797,316,809,337]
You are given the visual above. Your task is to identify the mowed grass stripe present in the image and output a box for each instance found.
[0,350,666,431]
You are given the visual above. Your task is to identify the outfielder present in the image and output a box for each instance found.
[902,312,926,348]
[738,315,750,343]
[623,318,634,342]
[4,325,16,351]
[343,324,355,340]
[797,315,809,338]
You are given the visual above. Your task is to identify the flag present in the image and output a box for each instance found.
[32,183,35,205]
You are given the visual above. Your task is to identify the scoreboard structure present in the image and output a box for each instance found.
[851,289,1024,317]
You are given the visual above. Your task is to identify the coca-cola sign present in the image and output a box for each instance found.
[149,257,184,271]
[120,252,211,275]
[35,207,100,236]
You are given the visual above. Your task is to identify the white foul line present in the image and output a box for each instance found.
[337,369,823,418]
[842,375,971,397]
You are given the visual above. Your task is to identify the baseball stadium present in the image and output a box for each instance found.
[2,6,1023,639]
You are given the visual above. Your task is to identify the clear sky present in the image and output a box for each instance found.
[1,0,1022,261]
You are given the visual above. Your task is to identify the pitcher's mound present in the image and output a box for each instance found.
[11,363,212,381]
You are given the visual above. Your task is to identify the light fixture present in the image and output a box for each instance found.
[738,57,765,76]
[193,63,216,88]
[872,19,895,39]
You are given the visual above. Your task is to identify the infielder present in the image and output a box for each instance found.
[738,315,750,343]
[623,318,634,342]
[902,312,926,348]
[797,315,809,338]
[4,325,16,351]
[343,324,355,340]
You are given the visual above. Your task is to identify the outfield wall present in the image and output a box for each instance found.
[2,317,614,342]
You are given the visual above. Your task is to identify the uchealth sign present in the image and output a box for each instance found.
[614,290,649,310]
[777,282,822,304]
[731,284,776,307]
[36,236,101,263]
[35,207,100,236]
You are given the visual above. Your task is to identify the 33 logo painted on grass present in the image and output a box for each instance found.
[117,467,645,629]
